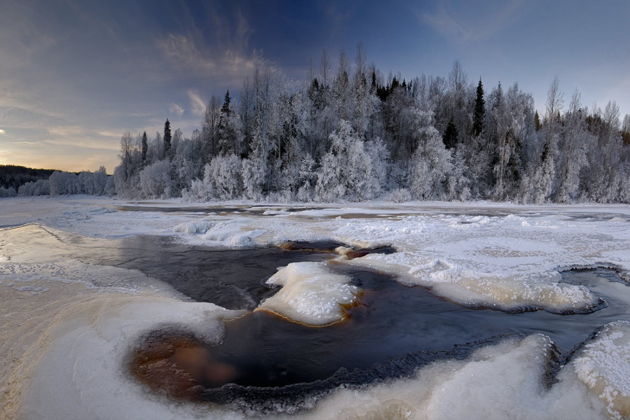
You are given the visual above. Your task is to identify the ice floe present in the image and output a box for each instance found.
[257,262,358,326]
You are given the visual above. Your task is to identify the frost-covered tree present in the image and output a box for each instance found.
[216,91,243,156]
[555,93,592,202]
[315,120,382,201]
[408,109,453,199]
[18,179,50,196]
[207,154,243,199]
[109,51,629,204]
[139,160,172,198]
[0,186,17,197]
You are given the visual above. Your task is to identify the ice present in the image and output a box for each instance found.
[174,219,267,247]
[3,197,630,418]
[295,335,609,420]
[20,296,244,420]
[173,219,214,234]
[573,321,630,419]
[257,262,358,326]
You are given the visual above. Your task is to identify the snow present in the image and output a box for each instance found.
[2,197,630,419]
[174,219,266,247]
[20,297,244,420]
[295,335,609,420]
[573,321,630,419]
[0,222,245,420]
[4,197,630,313]
[257,262,358,326]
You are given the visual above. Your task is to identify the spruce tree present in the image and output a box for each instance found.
[443,119,458,149]
[141,131,148,164]
[221,91,231,115]
[472,79,485,136]
[163,120,172,158]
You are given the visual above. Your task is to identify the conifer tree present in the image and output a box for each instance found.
[443,119,458,149]
[217,90,241,155]
[141,131,148,164]
[221,90,231,115]
[163,120,172,158]
[472,79,485,136]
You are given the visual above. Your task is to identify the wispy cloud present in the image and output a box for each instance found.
[0,105,68,129]
[169,103,184,117]
[419,0,524,43]
[157,9,263,83]
[47,125,86,137]
[187,90,206,117]
[157,33,262,80]
[45,126,121,151]
[97,130,122,138]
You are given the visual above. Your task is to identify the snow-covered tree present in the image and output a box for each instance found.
[408,109,453,199]
[315,120,382,201]
[205,154,243,200]
[108,51,629,204]
[139,160,172,198]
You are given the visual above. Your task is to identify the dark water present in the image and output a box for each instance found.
[119,235,630,410]
[81,237,352,309]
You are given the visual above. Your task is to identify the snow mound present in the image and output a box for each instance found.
[421,265,600,313]
[301,335,607,420]
[174,219,266,247]
[173,220,214,234]
[257,262,358,326]
[19,296,244,420]
[350,253,600,313]
[574,321,630,419]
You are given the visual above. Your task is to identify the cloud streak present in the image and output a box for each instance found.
[187,89,206,117]
[157,32,262,82]
[419,0,524,43]
[169,103,185,117]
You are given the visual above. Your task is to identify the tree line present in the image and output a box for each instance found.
[12,52,630,203]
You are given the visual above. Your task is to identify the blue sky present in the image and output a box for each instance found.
[1,0,629,171]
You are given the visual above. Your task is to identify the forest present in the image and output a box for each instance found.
[14,55,630,203]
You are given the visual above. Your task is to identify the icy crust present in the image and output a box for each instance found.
[168,208,630,314]
[0,224,177,294]
[348,253,601,313]
[573,321,630,419]
[408,260,601,314]
[257,262,358,326]
[294,335,609,420]
[20,296,245,420]
[173,219,266,247]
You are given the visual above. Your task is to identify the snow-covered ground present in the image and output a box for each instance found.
[2,196,630,419]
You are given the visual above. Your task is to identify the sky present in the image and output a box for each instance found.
[0,0,629,172]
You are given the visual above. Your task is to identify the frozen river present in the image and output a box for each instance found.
[2,197,630,419]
